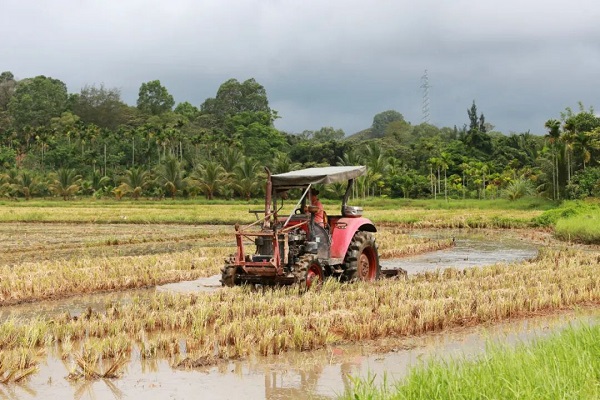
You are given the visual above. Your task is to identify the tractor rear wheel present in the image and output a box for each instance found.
[343,231,380,282]
[294,255,324,291]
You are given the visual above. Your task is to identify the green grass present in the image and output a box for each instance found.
[0,197,550,227]
[342,322,600,400]
[0,196,554,210]
[555,213,600,244]
[350,197,555,211]
[530,199,600,243]
[533,199,600,227]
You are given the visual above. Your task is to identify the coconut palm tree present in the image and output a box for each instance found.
[362,143,383,195]
[191,160,228,200]
[336,149,363,167]
[112,183,130,200]
[122,167,149,199]
[157,157,185,199]
[0,170,16,199]
[337,150,364,200]
[573,129,600,170]
[217,147,244,175]
[233,158,262,200]
[49,168,81,200]
[83,170,112,196]
[271,152,300,174]
[503,177,535,200]
[14,171,42,200]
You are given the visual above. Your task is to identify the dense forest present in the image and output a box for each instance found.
[0,71,599,201]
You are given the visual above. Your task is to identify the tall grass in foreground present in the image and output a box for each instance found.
[341,323,600,400]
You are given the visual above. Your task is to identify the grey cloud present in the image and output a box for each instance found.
[2,0,600,135]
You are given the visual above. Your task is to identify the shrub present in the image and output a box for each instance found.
[502,178,534,201]
[532,200,599,227]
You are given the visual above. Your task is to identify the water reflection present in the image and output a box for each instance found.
[264,366,327,400]
[72,379,123,400]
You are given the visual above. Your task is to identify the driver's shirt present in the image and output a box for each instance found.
[311,197,324,226]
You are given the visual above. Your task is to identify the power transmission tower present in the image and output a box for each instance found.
[420,69,431,123]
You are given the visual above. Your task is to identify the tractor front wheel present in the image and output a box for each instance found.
[343,231,380,282]
[221,258,240,287]
[294,255,324,291]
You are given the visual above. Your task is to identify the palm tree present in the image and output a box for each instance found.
[233,158,262,200]
[480,162,490,199]
[112,183,130,200]
[122,167,149,199]
[458,160,470,199]
[191,160,228,200]
[14,171,42,200]
[325,182,346,198]
[157,157,185,199]
[440,152,453,200]
[427,157,440,199]
[544,119,562,200]
[337,149,364,200]
[0,170,16,199]
[271,152,300,174]
[336,149,363,167]
[49,168,81,200]
[217,147,244,175]
[573,129,600,170]
[362,142,387,197]
[503,177,534,200]
[84,170,111,196]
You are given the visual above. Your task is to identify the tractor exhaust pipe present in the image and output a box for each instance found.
[264,167,272,229]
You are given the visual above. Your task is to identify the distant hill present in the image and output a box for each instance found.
[344,127,374,141]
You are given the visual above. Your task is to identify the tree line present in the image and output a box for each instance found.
[0,70,599,201]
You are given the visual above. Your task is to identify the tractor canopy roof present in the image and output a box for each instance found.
[271,166,366,189]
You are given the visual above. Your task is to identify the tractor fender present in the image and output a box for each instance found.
[330,217,377,259]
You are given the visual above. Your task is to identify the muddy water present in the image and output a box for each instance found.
[13,308,600,400]
[159,229,540,296]
[1,229,539,322]
[381,229,538,274]
[0,288,154,322]
[1,229,549,399]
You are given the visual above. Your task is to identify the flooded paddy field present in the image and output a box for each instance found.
[0,223,232,265]
[381,229,539,274]
[1,222,597,399]
[9,308,599,399]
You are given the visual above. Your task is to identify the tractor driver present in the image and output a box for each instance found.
[304,188,324,227]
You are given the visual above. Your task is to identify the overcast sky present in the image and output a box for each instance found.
[2,0,600,135]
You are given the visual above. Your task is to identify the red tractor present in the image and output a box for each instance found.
[221,166,381,288]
